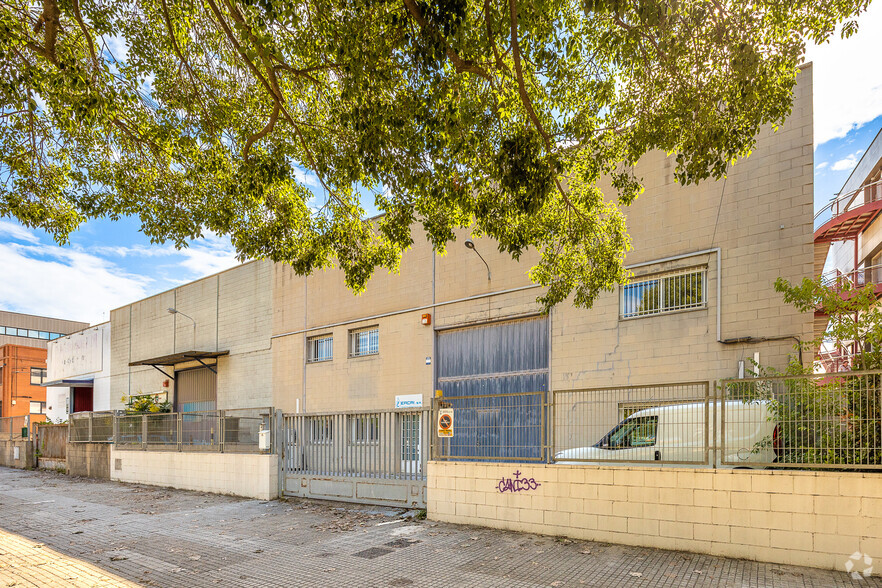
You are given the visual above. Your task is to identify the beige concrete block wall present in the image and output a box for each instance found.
[428,461,881,574]
[110,448,278,500]
[110,261,273,410]
[271,67,814,413]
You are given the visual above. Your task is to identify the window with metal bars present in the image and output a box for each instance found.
[348,326,379,357]
[306,334,333,363]
[620,269,706,319]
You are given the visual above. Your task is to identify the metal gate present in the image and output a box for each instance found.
[281,408,430,508]
[435,317,549,461]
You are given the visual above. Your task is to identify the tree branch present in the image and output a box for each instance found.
[243,101,279,161]
[402,0,492,80]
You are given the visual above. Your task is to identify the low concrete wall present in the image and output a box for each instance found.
[0,439,34,469]
[67,443,110,479]
[428,462,882,575]
[111,449,279,500]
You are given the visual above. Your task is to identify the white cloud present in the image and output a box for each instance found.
[0,242,150,324]
[816,161,829,170]
[102,35,130,63]
[806,3,882,145]
[0,221,40,244]
[294,167,322,189]
[831,153,859,171]
[91,232,241,280]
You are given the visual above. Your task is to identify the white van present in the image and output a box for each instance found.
[554,400,779,468]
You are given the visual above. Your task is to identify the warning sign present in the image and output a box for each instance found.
[437,408,454,438]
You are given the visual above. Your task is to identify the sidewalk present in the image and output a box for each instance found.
[0,467,876,587]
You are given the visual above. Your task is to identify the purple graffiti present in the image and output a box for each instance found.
[497,470,541,493]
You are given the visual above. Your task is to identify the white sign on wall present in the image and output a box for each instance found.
[48,328,102,379]
[395,394,423,409]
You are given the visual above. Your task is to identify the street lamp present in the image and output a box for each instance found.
[464,238,491,281]
[168,308,196,349]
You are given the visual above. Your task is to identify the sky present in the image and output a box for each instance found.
[2,5,882,325]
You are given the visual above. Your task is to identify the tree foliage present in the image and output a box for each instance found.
[728,276,882,466]
[0,0,871,307]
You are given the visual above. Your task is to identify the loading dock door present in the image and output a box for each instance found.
[436,316,548,461]
[175,367,217,412]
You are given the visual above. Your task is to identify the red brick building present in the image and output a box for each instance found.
[0,311,89,419]
[0,344,50,420]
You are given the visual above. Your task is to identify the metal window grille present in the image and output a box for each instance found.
[349,326,379,357]
[307,334,333,363]
[349,414,380,445]
[620,268,706,319]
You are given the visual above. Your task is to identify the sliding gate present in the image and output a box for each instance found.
[282,408,431,508]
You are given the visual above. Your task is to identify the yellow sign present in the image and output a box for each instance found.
[437,408,454,438]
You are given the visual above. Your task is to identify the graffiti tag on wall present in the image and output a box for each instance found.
[497,470,541,493]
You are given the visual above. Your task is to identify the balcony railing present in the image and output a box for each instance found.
[819,263,882,292]
[814,178,882,230]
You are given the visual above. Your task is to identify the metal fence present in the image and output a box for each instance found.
[114,408,275,453]
[433,392,547,462]
[70,411,117,443]
[67,408,274,453]
[430,373,882,470]
[552,382,709,465]
[721,371,882,469]
[0,415,29,440]
[282,408,431,480]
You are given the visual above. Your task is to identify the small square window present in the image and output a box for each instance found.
[30,367,47,385]
[307,334,333,363]
[17,328,28,337]
[29,401,46,415]
[349,326,379,357]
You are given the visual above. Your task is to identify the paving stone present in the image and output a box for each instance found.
[0,467,878,587]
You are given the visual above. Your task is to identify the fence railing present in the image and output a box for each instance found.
[70,411,117,443]
[69,408,275,453]
[282,408,431,480]
[115,407,275,453]
[721,371,882,469]
[430,373,882,470]
[0,416,29,440]
[552,382,709,465]
[432,391,547,462]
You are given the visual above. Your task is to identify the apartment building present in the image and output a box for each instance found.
[0,311,90,419]
[814,127,882,371]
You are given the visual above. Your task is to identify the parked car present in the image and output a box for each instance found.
[554,400,778,468]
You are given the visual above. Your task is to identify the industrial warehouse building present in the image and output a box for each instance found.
[59,64,882,575]
[103,66,814,479]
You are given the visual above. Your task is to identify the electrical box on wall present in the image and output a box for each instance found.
[421,313,431,325]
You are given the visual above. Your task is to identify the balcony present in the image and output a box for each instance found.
[814,178,882,244]
[820,263,882,294]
